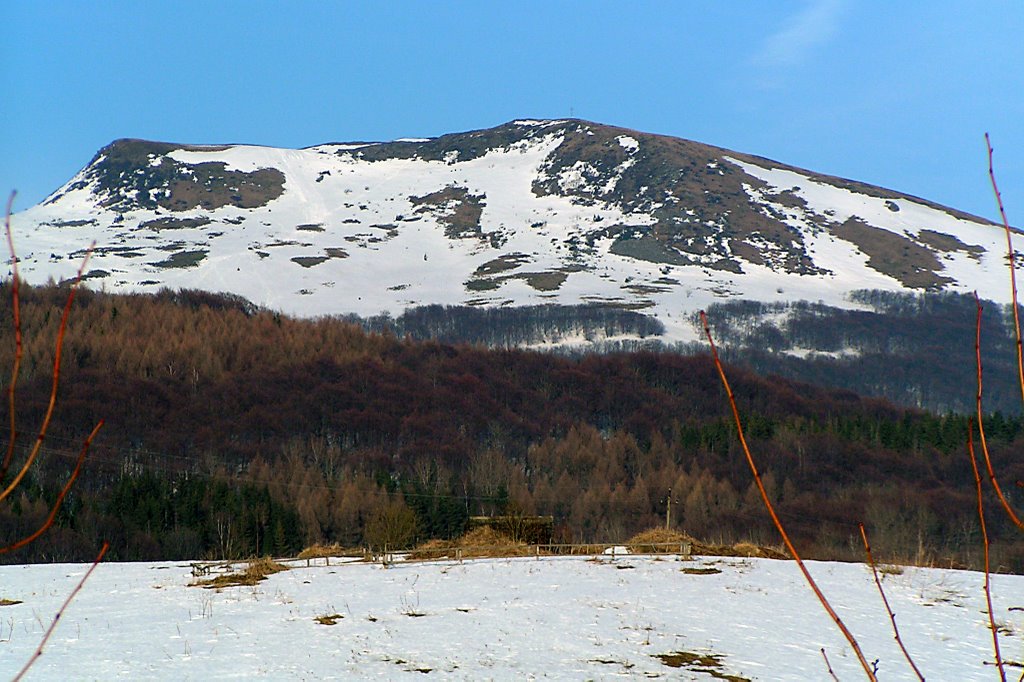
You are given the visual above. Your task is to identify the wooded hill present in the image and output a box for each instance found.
[2,283,1022,570]
[699,290,1024,415]
[339,291,1024,415]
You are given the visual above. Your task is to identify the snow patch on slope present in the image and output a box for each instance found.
[727,156,1011,303]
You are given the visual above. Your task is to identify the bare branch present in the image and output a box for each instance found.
[701,310,877,681]
[858,523,924,680]
[974,294,1024,529]
[986,133,1024,408]
[968,420,1006,681]
[2,189,106,679]
[820,648,841,682]
[2,190,23,484]
[12,542,109,682]
[0,420,104,554]
[0,235,93,504]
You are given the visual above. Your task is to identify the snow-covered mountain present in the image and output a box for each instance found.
[9,119,1013,343]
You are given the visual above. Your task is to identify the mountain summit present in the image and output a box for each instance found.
[10,119,1010,342]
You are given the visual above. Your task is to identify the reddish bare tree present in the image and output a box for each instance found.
[1,191,106,677]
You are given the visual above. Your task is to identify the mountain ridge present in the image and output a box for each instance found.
[11,118,1014,345]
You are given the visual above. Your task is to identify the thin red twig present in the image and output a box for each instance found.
[0,236,93,505]
[968,420,1006,681]
[701,311,877,681]
[820,648,841,682]
[2,191,23,484]
[2,192,106,680]
[0,419,103,554]
[858,523,925,680]
[12,542,109,682]
[974,294,1024,529]
[986,133,1024,407]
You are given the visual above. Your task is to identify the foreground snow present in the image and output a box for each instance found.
[0,555,1021,680]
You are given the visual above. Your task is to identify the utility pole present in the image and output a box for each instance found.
[665,487,672,530]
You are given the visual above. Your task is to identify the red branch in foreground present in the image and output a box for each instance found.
[1,192,22,484]
[973,294,1024,530]
[0,191,104,551]
[12,542,109,682]
[968,421,1006,681]
[815,647,839,675]
[0,420,103,554]
[820,648,840,682]
[1,190,107,677]
[986,133,1024,408]
[700,311,877,681]
[0,194,96,505]
[858,523,924,680]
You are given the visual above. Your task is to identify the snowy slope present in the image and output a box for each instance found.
[0,554,1020,680]
[8,120,1015,344]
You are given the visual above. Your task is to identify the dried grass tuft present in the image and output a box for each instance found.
[459,527,532,558]
[626,527,698,554]
[407,538,455,561]
[298,544,344,560]
[192,556,288,589]
[409,527,533,560]
[730,541,789,560]
[625,528,787,559]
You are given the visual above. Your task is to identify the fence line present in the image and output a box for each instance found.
[189,541,694,575]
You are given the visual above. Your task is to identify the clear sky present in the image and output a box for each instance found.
[3,1,1022,222]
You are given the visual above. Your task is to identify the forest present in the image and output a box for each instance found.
[1,283,1022,570]
[344,302,664,347]
[698,290,1024,414]
[341,291,1024,415]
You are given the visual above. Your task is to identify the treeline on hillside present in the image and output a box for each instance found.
[343,303,665,347]
[700,290,1024,414]
[1,283,1023,570]
[327,291,1024,414]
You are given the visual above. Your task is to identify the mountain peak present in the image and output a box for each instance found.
[12,119,1011,344]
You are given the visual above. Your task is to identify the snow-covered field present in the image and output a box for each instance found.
[1,554,1020,680]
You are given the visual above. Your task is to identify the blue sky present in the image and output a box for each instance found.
[3,1,1022,221]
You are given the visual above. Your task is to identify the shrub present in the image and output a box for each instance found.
[364,500,418,552]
